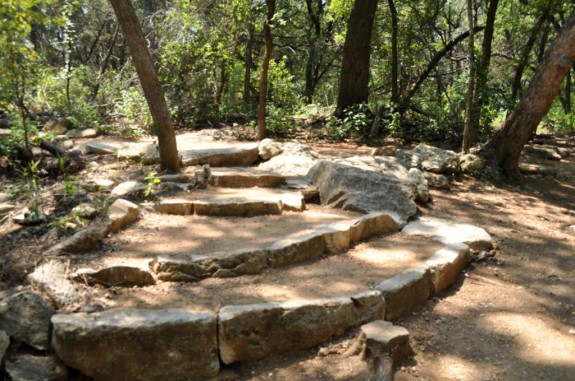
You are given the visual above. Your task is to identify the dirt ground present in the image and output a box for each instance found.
[1,133,574,380]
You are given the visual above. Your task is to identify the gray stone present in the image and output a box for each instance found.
[258,142,320,177]
[5,353,69,381]
[0,330,8,363]
[209,167,286,188]
[371,146,397,157]
[408,168,430,202]
[66,128,98,139]
[194,198,282,217]
[150,249,269,282]
[52,308,218,381]
[45,224,109,255]
[57,140,74,151]
[218,298,356,364]
[308,158,421,221]
[84,178,115,191]
[315,222,351,253]
[84,141,124,155]
[351,291,386,325]
[459,153,485,173]
[398,144,460,173]
[426,244,470,293]
[0,203,16,215]
[377,267,431,321]
[522,144,562,160]
[267,230,325,267]
[0,192,11,202]
[43,120,68,135]
[117,143,158,164]
[73,266,155,287]
[107,198,140,232]
[110,181,147,199]
[28,261,80,308]
[151,199,194,215]
[423,172,450,188]
[181,143,259,167]
[403,217,492,251]
[258,138,283,160]
[349,212,402,244]
[157,173,194,183]
[0,290,54,350]
[13,208,48,225]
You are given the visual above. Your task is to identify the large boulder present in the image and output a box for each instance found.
[52,308,219,381]
[0,290,55,350]
[307,156,425,222]
[398,144,460,174]
[5,353,69,381]
[459,153,485,173]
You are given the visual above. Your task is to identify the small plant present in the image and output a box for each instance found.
[144,171,161,197]
[325,103,373,140]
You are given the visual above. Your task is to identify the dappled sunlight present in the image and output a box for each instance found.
[427,355,486,381]
[483,312,575,366]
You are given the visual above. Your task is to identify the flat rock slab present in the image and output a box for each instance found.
[73,266,155,287]
[402,217,492,251]
[28,261,80,309]
[209,167,286,188]
[52,308,219,381]
[377,267,432,321]
[426,244,470,293]
[180,143,259,167]
[154,188,305,217]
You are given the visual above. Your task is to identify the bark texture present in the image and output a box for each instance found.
[109,0,180,173]
[335,0,379,115]
[257,0,276,141]
[481,10,575,178]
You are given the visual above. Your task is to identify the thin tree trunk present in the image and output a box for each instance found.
[109,0,179,173]
[257,0,276,141]
[91,23,119,101]
[462,0,475,153]
[335,0,379,116]
[243,18,255,108]
[388,0,399,104]
[481,10,575,178]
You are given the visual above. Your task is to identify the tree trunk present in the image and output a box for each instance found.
[257,0,276,141]
[335,0,379,116]
[462,0,475,153]
[473,0,499,137]
[109,0,179,173]
[388,0,399,104]
[480,10,575,178]
[243,19,255,108]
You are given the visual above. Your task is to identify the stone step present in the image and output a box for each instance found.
[148,188,305,217]
[208,167,286,188]
[180,143,259,167]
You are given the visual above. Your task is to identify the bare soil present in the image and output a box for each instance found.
[1,132,574,381]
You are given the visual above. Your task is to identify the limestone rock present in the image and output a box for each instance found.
[13,208,48,225]
[377,267,431,320]
[403,217,492,251]
[71,203,98,219]
[426,244,470,293]
[107,198,140,232]
[151,249,268,282]
[65,128,98,139]
[209,167,286,188]
[45,224,109,255]
[73,266,155,287]
[43,120,68,135]
[110,181,147,199]
[0,290,54,350]
[408,168,430,202]
[351,291,386,325]
[84,178,115,191]
[83,141,123,155]
[180,143,259,167]
[371,146,397,157]
[218,298,356,364]
[307,158,420,221]
[258,142,320,177]
[349,212,403,244]
[150,199,194,215]
[522,144,562,160]
[5,353,69,381]
[0,330,8,363]
[0,192,11,202]
[117,143,158,164]
[258,138,283,160]
[193,198,282,217]
[423,172,450,188]
[28,261,80,308]
[52,308,219,381]
[157,173,194,183]
[0,202,16,215]
[459,153,485,173]
[267,230,325,267]
[398,144,460,173]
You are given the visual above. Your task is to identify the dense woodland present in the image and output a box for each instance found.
[1,0,575,176]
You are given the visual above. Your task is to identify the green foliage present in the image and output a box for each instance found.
[144,171,161,197]
[325,104,373,140]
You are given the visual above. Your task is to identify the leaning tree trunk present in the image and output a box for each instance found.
[335,0,378,116]
[257,0,276,141]
[109,0,180,173]
[481,10,575,178]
